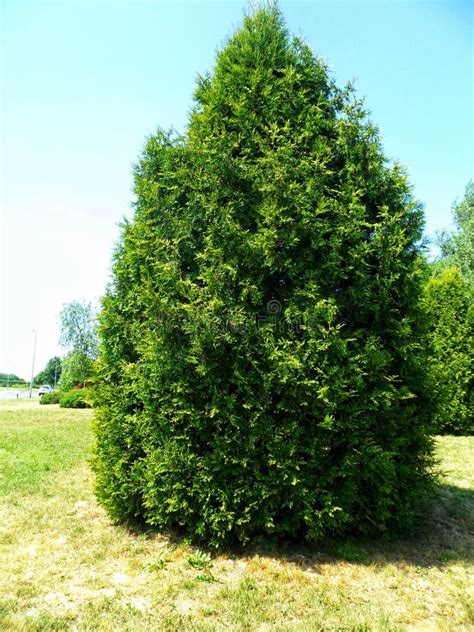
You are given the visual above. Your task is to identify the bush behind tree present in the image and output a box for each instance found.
[94,5,435,546]
[424,268,473,435]
[59,388,93,409]
[39,390,62,405]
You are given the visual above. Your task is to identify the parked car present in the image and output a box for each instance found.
[38,384,53,396]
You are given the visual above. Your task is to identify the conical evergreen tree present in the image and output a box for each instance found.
[94,5,434,545]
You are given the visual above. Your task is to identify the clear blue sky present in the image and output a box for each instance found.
[1,0,473,379]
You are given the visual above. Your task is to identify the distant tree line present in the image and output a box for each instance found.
[0,373,27,387]
[57,300,98,389]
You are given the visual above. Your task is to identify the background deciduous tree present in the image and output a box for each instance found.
[59,300,98,388]
[434,181,473,293]
[34,356,62,387]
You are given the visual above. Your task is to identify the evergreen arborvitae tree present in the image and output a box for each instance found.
[94,6,434,546]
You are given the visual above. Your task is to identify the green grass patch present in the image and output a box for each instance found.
[0,400,472,630]
[0,402,92,495]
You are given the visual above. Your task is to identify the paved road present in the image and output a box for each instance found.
[0,390,39,400]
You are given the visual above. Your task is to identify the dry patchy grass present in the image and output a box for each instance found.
[0,399,472,631]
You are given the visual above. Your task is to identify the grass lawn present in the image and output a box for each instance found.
[0,400,472,631]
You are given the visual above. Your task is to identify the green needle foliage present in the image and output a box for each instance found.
[424,268,473,435]
[94,5,435,546]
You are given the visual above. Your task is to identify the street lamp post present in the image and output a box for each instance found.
[29,330,37,398]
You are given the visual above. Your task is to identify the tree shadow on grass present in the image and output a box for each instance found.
[240,483,474,571]
[372,483,474,567]
[121,482,473,571]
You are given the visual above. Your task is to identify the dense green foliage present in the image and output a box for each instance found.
[60,351,94,390]
[34,356,62,387]
[59,388,92,409]
[59,300,98,358]
[424,268,473,435]
[94,6,434,546]
[434,181,473,293]
[39,390,62,405]
[425,182,473,434]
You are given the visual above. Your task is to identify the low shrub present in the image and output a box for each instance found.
[59,389,93,409]
[39,390,62,405]
[424,268,473,435]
